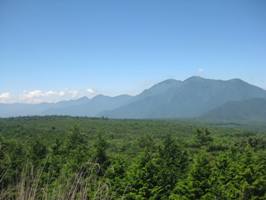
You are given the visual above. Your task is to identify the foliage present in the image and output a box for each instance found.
[0,116,265,199]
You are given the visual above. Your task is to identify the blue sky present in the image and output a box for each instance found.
[0,0,266,103]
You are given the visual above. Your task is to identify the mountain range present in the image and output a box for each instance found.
[1,76,266,122]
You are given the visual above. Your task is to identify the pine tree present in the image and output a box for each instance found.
[93,134,109,176]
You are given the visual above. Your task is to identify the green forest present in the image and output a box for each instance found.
[0,116,265,200]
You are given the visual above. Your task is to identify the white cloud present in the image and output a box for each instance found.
[0,92,11,99]
[68,90,79,97]
[23,90,43,99]
[58,91,65,96]
[46,90,57,96]
[0,92,11,103]
[87,88,95,94]
[0,88,98,104]
[19,89,97,103]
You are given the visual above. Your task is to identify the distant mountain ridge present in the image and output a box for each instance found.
[101,76,266,119]
[1,76,266,121]
[42,95,132,116]
[0,95,132,118]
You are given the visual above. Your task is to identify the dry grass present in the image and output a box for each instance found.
[0,162,114,200]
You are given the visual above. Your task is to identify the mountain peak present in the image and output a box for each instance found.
[160,78,179,84]
[155,79,182,86]
[228,78,245,83]
[73,96,90,104]
[184,76,205,82]
[139,79,181,98]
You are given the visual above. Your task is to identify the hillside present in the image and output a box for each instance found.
[201,98,266,122]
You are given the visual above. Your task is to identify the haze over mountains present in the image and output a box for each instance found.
[1,76,266,122]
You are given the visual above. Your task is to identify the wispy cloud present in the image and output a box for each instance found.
[0,92,11,103]
[19,89,96,103]
[87,88,95,94]
[0,89,97,104]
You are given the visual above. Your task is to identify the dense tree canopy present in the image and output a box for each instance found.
[0,116,265,199]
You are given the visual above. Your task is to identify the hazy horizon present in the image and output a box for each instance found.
[0,76,266,104]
